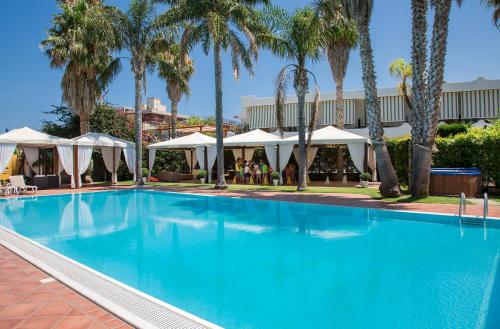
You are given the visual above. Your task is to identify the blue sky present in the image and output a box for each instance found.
[0,0,499,131]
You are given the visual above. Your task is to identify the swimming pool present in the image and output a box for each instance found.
[0,190,499,329]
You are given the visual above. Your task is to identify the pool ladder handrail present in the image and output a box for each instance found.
[483,192,488,219]
[459,192,466,218]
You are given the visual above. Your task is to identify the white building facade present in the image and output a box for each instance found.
[238,77,500,131]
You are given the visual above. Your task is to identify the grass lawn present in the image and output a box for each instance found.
[115,181,468,205]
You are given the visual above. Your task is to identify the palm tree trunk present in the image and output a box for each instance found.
[170,101,178,139]
[356,16,401,197]
[411,0,452,197]
[134,73,144,186]
[335,81,345,181]
[79,110,90,134]
[214,42,226,189]
[294,66,308,191]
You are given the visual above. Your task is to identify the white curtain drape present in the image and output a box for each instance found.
[77,146,93,187]
[244,148,254,162]
[184,150,198,171]
[206,146,217,183]
[102,147,121,184]
[24,147,40,175]
[57,145,75,188]
[123,147,136,181]
[367,145,377,181]
[0,144,16,174]
[347,143,365,173]
[292,147,318,170]
[264,145,277,173]
[232,149,242,161]
[148,149,156,180]
[278,144,294,184]
[195,146,205,169]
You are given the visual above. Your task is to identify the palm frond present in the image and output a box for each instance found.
[275,65,292,137]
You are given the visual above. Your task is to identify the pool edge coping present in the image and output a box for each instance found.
[0,225,223,329]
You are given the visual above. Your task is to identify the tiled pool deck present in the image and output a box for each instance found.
[1,185,499,328]
[0,245,133,329]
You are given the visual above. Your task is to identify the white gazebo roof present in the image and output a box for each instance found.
[73,132,134,148]
[224,129,282,147]
[0,127,75,147]
[281,125,369,145]
[147,132,216,150]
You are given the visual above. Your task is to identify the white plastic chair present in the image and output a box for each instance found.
[9,176,37,194]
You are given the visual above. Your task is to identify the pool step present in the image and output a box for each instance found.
[460,216,485,226]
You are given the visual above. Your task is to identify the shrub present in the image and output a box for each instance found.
[359,172,371,181]
[270,171,280,179]
[385,135,411,185]
[437,122,470,138]
[433,121,500,186]
[197,169,208,179]
[142,168,149,178]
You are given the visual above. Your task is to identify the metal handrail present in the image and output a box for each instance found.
[459,192,466,218]
[484,193,489,219]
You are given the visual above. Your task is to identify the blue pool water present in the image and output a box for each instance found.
[1,190,499,329]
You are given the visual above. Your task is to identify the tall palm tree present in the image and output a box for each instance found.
[262,6,322,191]
[484,0,500,27]
[341,0,401,197]
[159,0,268,189]
[116,0,173,185]
[41,0,121,134]
[158,26,194,139]
[409,0,462,197]
[315,0,357,181]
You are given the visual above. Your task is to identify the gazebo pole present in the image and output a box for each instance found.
[363,143,368,173]
[73,145,79,189]
[276,145,280,185]
[242,146,245,161]
[204,146,208,181]
[112,147,116,185]
[53,146,58,175]
[190,149,194,175]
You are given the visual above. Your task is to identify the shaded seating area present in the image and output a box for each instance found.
[72,133,136,186]
[0,127,77,189]
[147,132,216,182]
[0,128,136,191]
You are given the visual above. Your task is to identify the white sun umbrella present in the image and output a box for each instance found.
[224,129,283,166]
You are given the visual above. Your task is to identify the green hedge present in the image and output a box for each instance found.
[434,121,500,185]
[386,135,411,185]
[436,122,470,138]
[386,121,500,186]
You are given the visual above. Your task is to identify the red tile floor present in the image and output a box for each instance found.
[0,245,133,329]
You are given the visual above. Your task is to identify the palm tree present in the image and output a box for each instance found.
[116,0,174,185]
[389,58,412,111]
[409,0,462,197]
[341,0,401,197]
[41,0,121,134]
[315,0,357,181]
[159,0,268,189]
[158,26,194,139]
[484,0,500,27]
[262,6,322,191]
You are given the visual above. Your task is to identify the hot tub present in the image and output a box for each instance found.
[429,168,481,197]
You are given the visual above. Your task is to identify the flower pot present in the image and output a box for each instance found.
[200,178,206,184]
[360,180,369,188]
[273,179,279,186]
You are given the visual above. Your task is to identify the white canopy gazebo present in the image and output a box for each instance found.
[147,132,216,182]
[72,133,136,186]
[278,126,374,183]
[0,127,77,187]
[223,129,282,166]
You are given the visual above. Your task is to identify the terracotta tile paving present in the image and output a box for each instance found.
[0,245,134,329]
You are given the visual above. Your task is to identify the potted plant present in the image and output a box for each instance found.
[197,170,208,184]
[359,172,371,188]
[270,171,280,186]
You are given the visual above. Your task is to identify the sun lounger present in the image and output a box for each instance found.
[0,184,17,196]
[9,175,37,194]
